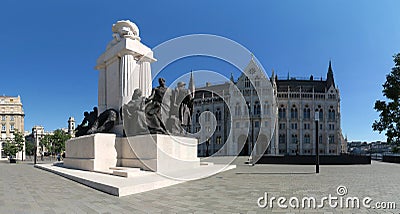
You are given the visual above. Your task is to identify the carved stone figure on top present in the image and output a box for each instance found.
[87,109,118,135]
[122,89,149,136]
[107,20,141,50]
[145,78,169,134]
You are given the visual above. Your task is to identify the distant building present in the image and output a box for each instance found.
[191,58,346,156]
[25,126,48,156]
[276,61,345,155]
[25,125,72,157]
[68,117,75,137]
[0,95,25,160]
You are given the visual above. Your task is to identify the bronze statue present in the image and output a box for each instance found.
[167,82,193,134]
[75,107,98,137]
[88,109,118,134]
[145,78,169,134]
[122,89,149,136]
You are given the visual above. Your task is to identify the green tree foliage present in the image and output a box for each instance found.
[25,138,35,156]
[373,53,400,152]
[2,130,24,158]
[52,129,71,154]
[40,130,71,156]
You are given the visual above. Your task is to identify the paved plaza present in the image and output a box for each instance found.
[1,158,399,213]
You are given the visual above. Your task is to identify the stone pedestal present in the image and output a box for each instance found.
[64,133,199,174]
[116,134,200,173]
[64,133,117,172]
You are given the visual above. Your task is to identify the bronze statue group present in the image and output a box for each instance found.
[75,78,193,137]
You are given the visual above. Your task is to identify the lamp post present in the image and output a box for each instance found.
[315,111,320,173]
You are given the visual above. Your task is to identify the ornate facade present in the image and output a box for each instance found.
[0,96,25,160]
[191,59,346,156]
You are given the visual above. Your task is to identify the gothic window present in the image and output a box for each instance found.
[254,101,261,115]
[291,105,298,119]
[291,134,298,144]
[255,77,260,87]
[235,103,241,116]
[279,134,286,144]
[195,110,200,123]
[328,108,335,121]
[216,136,222,144]
[279,106,286,119]
[329,135,335,144]
[303,105,311,119]
[263,102,269,115]
[215,108,222,121]
[244,77,251,88]
[205,109,210,122]
[254,121,260,128]
[319,109,323,120]
[279,123,286,130]
[304,134,311,144]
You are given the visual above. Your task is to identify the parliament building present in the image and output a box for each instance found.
[191,58,346,156]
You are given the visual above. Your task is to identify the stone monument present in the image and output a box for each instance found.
[95,20,156,136]
[64,20,200,175]
[38,20,235,197]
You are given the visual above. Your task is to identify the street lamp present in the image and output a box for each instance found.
[315,110,320,173]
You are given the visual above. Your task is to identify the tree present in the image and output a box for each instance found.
[373,53,400,153]
[25,138,35,156]
[2,129,24,159]
[40,130,71,158]
[52,129,71,154]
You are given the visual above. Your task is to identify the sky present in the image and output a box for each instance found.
[1,0,399,142]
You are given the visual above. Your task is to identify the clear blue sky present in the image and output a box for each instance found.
[1,0,399,142]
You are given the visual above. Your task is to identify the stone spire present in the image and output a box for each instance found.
[189,70,195,95]
[326,60,335,88]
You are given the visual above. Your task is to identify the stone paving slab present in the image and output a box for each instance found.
[0,158,399,213]
[34,162,235,197]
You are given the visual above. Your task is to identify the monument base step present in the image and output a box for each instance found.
[35,162,236,197]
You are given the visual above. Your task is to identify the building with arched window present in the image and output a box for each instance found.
[0,96,25,160]
[191,59,346,156]
[276,61,345,155]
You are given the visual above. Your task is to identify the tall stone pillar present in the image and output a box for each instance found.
[95,20,157,126]
[139,59,152,97]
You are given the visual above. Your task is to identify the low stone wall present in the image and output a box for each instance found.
[256,154,371,165]
[382,155,400,163]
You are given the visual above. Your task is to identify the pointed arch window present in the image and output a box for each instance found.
[303,105,311,119]
[244,77,251,88]
[328,107,335,121]
[254,101,261,115]
[195,110,200,123]
[215,108,222,121]
[279,106,286,119]
[291,105,298,119]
